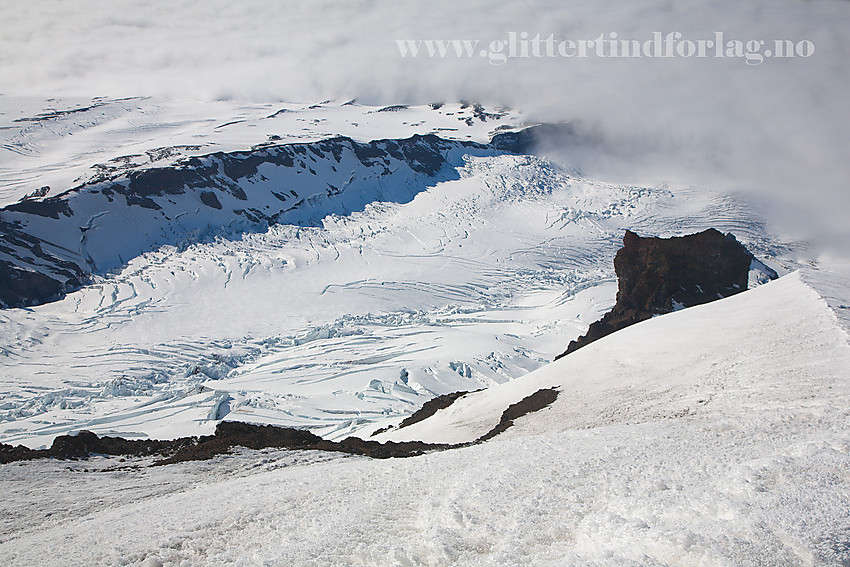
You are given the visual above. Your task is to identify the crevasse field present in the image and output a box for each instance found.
[0,100,788,447]
[1,1,849,566]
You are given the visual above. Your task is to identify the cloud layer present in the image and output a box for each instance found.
[2,0,848,253]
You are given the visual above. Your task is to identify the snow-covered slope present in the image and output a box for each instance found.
[375,271,849,445]
[2,269,848,566]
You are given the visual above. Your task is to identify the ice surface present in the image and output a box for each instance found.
[1,1,848,562]
[376,272,849,445]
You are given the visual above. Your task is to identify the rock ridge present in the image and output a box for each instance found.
[556,228,773,359]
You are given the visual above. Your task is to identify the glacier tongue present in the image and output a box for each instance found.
[2,266,847,567]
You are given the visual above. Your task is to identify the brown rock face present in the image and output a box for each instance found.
[555,229,760,360]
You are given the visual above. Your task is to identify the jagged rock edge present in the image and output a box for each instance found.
[555,228,773,360]
[0,388,560,465]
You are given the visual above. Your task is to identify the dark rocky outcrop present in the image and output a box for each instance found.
[476,388,560,442]
[375,390,475,435]
[0,422,450,466]
[489,122,576,154]
[1,387,562,465]
[4,196,73,219]
[0,430,195,464]
[199,190,223,210]
[0,218,86,308]
[556,228,766,360]
[0,262,79,308]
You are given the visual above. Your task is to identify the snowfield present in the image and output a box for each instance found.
[375,271,850,445]
[1,271,848,566]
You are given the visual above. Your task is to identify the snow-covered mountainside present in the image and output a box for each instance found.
[0,98,792,448]
[0,100,528,308]
[2,270,848,566]
[0,98,522,208]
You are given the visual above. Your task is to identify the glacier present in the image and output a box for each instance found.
[0,99,791,448]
